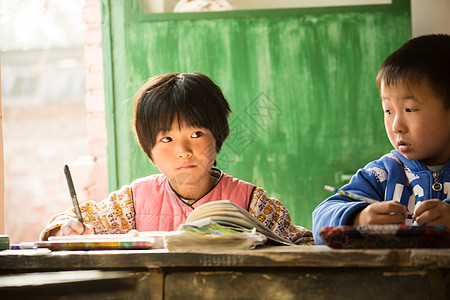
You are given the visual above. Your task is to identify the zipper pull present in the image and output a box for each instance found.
[432,172,443,191]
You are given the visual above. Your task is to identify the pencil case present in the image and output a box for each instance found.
[320,224,450,249]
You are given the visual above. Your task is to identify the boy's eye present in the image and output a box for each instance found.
[192,131,204,138]
[161,137,172,143]
[384,110,392,116]
[406,108,417,113]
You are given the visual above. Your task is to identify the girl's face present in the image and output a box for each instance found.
[150,120,217,199]
[381,80,450,166]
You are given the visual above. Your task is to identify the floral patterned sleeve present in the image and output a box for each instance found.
[248,187,314,245]
[39,185,136,241]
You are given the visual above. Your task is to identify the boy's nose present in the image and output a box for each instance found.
[392,114,406,133]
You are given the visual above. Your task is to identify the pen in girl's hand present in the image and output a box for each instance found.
[64,165,84,226]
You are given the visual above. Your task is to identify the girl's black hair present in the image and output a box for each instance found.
[133,73,231,161]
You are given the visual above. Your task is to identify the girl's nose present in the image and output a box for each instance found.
[177,140,193,158]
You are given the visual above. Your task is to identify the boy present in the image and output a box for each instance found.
[312,34,450,244]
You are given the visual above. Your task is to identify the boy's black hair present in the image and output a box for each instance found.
[133,73,231,161]
[376,34,450,108]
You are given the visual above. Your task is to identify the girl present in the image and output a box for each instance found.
[40,73,313,245]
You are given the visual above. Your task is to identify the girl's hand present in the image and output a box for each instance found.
[56,218,95,236]
[354,200,408,226]
[127,229,140,237]
[414,200,450,230]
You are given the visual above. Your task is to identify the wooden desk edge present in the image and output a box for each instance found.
[0,246,449,270]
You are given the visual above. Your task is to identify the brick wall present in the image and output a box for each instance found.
[77,0,108,202]
[3,0,107,244]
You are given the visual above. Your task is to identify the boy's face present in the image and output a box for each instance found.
[150,120,217,198]
[381,79,450,166]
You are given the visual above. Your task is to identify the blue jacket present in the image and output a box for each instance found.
[312,150,450,244]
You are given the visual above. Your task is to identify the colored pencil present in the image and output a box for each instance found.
[324,185,377,203]
[324,185,412,215]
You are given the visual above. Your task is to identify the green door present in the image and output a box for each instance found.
[101,0,411,228]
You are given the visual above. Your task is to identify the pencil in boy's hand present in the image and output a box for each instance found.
[324,185,379,204]
[324,185,413,215]
[64,165,84,225]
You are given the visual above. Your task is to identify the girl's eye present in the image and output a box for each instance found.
[161,137,172,143]
[384,110,392,116]
[406,108,417,113]
[192,131,204,138]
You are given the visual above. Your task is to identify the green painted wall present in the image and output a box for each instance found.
[101,0,411,229]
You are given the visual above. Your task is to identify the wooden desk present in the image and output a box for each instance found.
[0,246,448,299]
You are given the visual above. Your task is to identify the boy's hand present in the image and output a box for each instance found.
[414,200,450,230]
[354,200,408,226]
[56,218,95,236]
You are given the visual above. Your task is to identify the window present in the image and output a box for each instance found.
[142,0,391,13]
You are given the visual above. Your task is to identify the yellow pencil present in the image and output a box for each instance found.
[324,185,413,215]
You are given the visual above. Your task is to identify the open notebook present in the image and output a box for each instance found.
[184,200,294,246]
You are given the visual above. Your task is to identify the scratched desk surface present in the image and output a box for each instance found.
[1,245,449,268]
[0,246,449,299]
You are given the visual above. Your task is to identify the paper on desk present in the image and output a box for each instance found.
[166,219,267,251]
[41,232,165,250]
[41,220,266,251]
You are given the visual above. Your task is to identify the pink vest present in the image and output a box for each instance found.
[132,170,255,231]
